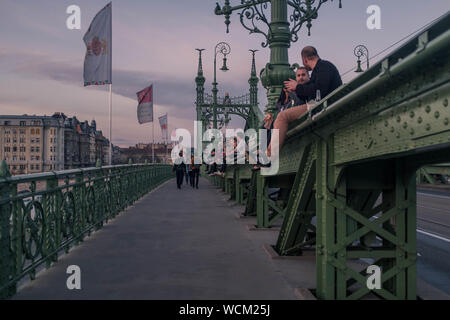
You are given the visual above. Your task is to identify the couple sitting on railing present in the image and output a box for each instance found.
[252,46,343,171]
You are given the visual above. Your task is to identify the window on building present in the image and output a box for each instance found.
[20,156,26,161]
[4,137,10,143]
[4,130,10,134]
[36,129,40,134]
[19,121,26,126]
[31,147,35,152]
[12,129,17,134]
[20,137,25,143]
[36,155,40,160]
[36,138,40,143]
[36,147,40,152]
[36,165,40,170]
[20,146,25,152]
[30,155,34,161]
[31,129,35,134]
[4,147,10,152]
[31,138,35,143]
[12,165,16,170]
[50,138,53,143]
[13,146,17,152]
[19,129,25,134]
[4,121,10,125]
[20,165,25,170]
[30,165,34,170]
[12,155,17,161]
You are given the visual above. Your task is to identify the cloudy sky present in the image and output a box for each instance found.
[1,0,449,147]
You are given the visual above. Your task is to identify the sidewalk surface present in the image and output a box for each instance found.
[14,178,311,300]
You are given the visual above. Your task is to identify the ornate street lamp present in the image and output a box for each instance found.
[212,42,232,129]
[214,0,343,113]
[354,44,369,73]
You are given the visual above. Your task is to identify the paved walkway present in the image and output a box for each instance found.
[14,178,303,300]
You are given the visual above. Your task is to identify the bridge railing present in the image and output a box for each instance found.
[0,161,173,299]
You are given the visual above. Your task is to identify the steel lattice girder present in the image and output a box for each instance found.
[239,13,450,299]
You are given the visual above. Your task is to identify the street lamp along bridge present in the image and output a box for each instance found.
[195,44,263,154]
[215,0,343,114]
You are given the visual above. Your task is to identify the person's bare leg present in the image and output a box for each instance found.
[267,104,308,157]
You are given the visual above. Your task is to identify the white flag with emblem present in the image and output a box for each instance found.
[83,2,112,86]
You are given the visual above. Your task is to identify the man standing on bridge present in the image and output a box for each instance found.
[173,151,187,189]
[266,46,342,159]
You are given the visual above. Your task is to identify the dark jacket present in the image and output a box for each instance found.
[295,59,342,101]
[173,161,186,172]
[277,90,307,111]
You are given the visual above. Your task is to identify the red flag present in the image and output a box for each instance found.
[136,85,153,124]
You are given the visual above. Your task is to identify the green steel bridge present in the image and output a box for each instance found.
[0,6,449,301]
[203,12,450,299]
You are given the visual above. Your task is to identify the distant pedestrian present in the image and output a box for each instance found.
[173,151,186,189]
[191,156,200,189]
[187,162,193,187]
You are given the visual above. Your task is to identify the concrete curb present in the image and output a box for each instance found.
[262,244,315,260]
[295,288,317,300]
[235,212,255,219]
[247,224,280,231]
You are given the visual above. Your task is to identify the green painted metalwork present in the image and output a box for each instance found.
[215,0,343,113]
[211,12,450,299]
[275,14,449,299]
[195,46,262,141]
[417,164,450,184]
[0,160,173,299]
[243,170,258,216]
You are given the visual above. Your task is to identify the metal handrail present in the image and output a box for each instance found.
[0,163,173,299]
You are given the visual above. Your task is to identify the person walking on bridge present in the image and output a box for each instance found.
[191,155,201,189]
[173,151,187,189]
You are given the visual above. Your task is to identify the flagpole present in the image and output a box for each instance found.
[164,113,169,163]
[152,121,155,163]
[152,82,155,164]
[109,84,112,165]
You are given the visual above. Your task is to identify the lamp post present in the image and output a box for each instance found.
[354,44,369,73]
[213,42,231,129]
[195,47,261,156]
[214,0,343,113]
